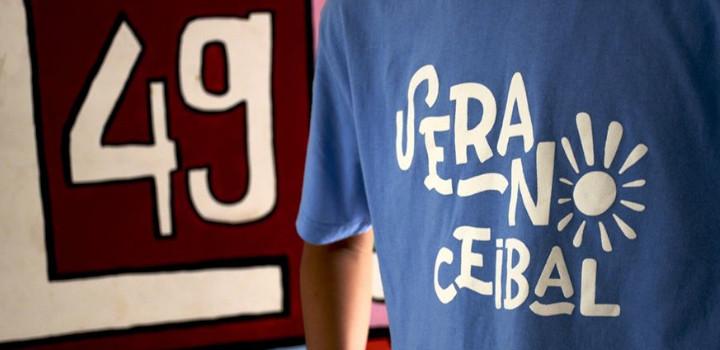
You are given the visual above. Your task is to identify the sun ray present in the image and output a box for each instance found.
[557,213,574,232]
[598,221,613,252]
[558,198,572,204]
[618,144,648,174]
[604,121,623,169]
[622,179,646,188]
[612,213,637,240]
[576,112,595,166]
[559,177,574,186]
[561,137,580,174]
[573,220,587,248]
[620,200,646,212]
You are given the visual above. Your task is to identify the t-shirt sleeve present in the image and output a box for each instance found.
[295,0,372,245]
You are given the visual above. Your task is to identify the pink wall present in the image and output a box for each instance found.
[312,0,325,47]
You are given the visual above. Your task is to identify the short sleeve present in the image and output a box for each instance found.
[295,0,371,245]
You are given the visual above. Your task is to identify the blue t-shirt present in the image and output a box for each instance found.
[297,0,720,349]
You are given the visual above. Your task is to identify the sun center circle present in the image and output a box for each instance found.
[572,171,617,217]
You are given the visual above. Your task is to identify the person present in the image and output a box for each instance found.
[296,0,720,349]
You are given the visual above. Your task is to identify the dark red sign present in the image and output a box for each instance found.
[22,0,312,347]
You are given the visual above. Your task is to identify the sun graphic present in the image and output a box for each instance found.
[556,112,648,253]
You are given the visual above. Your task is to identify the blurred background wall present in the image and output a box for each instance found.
[0,0,388,348]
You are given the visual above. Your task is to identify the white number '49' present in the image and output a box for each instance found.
[69,14,276,237]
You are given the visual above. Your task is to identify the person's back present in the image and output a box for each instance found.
[297,0,720,348]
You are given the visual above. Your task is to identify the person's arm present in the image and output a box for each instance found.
[300,229,374,350]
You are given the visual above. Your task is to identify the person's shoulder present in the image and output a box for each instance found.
[321,0,384,25]
[323,0,370,13]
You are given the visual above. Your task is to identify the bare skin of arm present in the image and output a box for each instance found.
[300,229,374,350]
